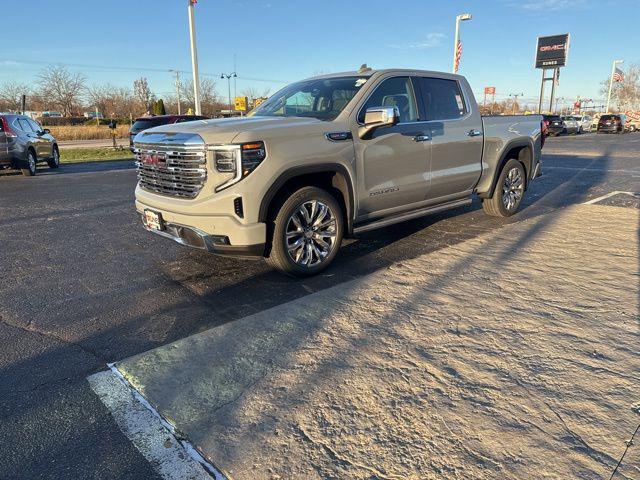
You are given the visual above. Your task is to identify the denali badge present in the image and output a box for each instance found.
[370,186,399,197]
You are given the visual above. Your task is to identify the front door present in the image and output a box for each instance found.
[415,76,483,200]
[353,76,431,220]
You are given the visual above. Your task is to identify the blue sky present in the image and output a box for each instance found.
[1,0,637,108]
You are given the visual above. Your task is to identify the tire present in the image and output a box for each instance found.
[482,159,526,217]
[21,150,37,177]
[47,146,60,169]
[266,186,344,277]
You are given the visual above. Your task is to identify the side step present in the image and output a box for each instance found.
[353,197,472,235]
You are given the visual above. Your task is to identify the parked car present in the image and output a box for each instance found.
[129,115,208,151]
[589,114,601,132]
[572,115,591,133]
[561,116,580,135]
[543,115,564,136]
[0,114,60,176]
[133,68,544,276]
[597,114,626,134]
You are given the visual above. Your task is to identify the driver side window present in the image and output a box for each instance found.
[358,77,418,124]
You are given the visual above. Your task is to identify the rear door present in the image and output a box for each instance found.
[0,117,9,164]
[415,75,483,200]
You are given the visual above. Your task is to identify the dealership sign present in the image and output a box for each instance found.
[535,34,570,69]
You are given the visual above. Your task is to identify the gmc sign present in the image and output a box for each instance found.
[535,34,570,69]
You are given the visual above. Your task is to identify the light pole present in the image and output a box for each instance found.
[221,72,237,116]
[452,13,472,73]
[169,70,182,115]
[187,0,202,115]
[509,93,524,115]
[606,59,623,114]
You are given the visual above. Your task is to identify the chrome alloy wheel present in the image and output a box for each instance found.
[53,148,60,166]
[285,200,337,267]
[28,152,36,173]
[502,167,524,211]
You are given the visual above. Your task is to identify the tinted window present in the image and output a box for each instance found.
[27,118,43,132]
[358,77,418,124]
[15,118,34,132]
[419,77,466,120]
[131,118,171,132]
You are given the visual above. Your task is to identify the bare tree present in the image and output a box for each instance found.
[0,81,31,111]
[241,86,271,103]
[87,83,136,118]
[180,77,219,115]
[37,66,86,116]
[133,77,153,113]
[600,63,640,111]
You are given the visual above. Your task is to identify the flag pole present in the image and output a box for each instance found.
[188,0,202,115]
[606,60,623,114]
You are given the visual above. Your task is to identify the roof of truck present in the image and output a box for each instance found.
[305,68,465,82]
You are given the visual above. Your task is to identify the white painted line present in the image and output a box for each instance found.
[544,166,640,176]
[88,368,225,480]
[582,191,640,205]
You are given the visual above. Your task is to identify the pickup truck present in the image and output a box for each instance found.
[134,68,543,276]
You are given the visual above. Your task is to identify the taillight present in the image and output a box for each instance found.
[1,117,17,138]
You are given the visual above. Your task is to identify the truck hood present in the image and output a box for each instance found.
[138,116,335,145]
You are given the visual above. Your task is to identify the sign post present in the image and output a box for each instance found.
[535,33,570,114]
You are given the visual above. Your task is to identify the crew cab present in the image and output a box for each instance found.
[134,68,543,276]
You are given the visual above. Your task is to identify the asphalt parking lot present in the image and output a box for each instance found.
[0,133,638,479]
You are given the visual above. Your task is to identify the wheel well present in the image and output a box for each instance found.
[488,144,532,198]
[261,170,352,234]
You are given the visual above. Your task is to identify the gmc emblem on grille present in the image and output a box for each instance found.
[141,152,167,166]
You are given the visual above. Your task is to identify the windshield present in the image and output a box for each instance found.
[249,76,369,121]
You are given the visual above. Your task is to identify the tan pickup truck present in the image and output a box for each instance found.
[134,68,543,276]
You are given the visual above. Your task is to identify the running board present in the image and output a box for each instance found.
[353,198,472,235]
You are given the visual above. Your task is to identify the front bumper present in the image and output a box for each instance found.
[136,199,266,258]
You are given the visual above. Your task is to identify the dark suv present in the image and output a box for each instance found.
[597,114,625,134]
[129,115,208,151]
[0,114,59,176]
[543,115,564,136]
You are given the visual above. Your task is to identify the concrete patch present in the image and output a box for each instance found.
[114,205,639,480]
[87,370,222,480]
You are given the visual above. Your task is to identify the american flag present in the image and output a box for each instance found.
[613,68,624,82]
[454,41,462,73]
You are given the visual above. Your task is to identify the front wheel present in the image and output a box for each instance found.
[47,146,60,168]
[266,186,344,277]
[482,159,526,217]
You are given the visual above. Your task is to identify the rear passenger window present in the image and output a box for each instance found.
[16,118,34,132]
[419,77,466,121]
[358,77,418,124]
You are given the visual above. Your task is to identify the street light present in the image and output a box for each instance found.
[187,0,202,115]
[221,72,237,116]
[509,93,524,115]
[452,13,472,73]
[606,59,624,114]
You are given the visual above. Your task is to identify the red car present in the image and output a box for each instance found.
[129,115,208,151]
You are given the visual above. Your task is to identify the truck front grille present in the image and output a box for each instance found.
[135,145,207,198]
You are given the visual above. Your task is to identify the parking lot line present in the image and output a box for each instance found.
[544,166,640,176]
[582,191,640,205]
[88,368,224,480]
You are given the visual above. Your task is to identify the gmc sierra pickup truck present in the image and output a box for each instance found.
[134,68,543,276]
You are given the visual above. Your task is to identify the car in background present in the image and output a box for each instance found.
[589,114,601,132]
[543,115,564,136]
[571,115,591,133]
[561,116,580,135]
[129,115,209,151]
[0,114,59,176]
[597,114,626,134]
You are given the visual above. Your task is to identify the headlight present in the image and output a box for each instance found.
[210,141,266,192]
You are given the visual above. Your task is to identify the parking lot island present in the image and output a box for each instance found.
[114,203,638,480]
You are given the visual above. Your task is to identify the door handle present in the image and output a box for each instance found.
[412,134,430,142]
[468,129,482,137]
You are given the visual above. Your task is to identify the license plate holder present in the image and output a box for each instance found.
[143,209,164,231]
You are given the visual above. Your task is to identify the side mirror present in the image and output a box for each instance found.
[358,106,399,139]
[43,128,50,134]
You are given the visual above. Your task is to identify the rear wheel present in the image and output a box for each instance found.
[47,146,60,168]
[482,159,526,217]
[266,186,344,277]
[21,150,37,177]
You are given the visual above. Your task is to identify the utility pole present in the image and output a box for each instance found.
[221,72,237,116]
[606,59,624,113]
[452,13,472,73]
[509,93,524,115]
[170,70,182,115]
[187,0,202,115]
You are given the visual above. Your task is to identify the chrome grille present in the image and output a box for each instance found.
[135,144,207,198]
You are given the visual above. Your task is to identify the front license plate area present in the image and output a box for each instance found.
[143,209,164,231]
